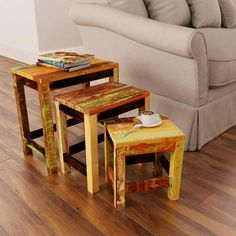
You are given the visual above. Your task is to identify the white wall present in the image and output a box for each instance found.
[34,0,82,52]
[0,0,83,63]
[0,0,39,62]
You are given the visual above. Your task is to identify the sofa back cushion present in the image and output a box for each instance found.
[218,0,236,28]
[143,0,191,26]
[187,0,222,28]
[107,0,148,17]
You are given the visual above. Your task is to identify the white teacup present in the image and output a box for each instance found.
[140,111,160,125]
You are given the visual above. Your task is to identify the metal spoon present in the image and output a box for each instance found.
[122,123,142,137]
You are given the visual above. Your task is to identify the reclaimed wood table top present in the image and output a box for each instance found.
[11,58,118,83]
[54,82,150,115]
[107,118,185,148]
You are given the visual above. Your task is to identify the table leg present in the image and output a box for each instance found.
[104,123,113,184]
[167,140,185,200]
[153,153,163,177]
[109,67,119,82]
[55,101,70,174]
[38,83,57,174]
[81,82,90,89]
[84,114,99,194]
[138,96,150,115]
[114,147,126,208]
[12,74,32,155]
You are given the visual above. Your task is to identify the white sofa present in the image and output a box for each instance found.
[69,2,236,151]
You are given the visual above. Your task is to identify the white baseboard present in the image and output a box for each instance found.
[0,44,84,64]
[0,43,38,64]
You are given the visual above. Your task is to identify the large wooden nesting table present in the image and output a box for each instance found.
[12,58,118,173]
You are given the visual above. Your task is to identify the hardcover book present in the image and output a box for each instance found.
[36,61,91,72]
[38,59,90,69]
[38,51,94,65]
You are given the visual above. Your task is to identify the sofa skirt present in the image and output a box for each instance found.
[151,91,236,151]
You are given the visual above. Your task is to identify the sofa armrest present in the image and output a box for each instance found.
[70,4,206,59]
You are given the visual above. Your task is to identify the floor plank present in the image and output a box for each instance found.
[0,178,55,236]
[0,224,9,236]
[41,173,152,236]
[0,149,12,163]
[0,159,103,236]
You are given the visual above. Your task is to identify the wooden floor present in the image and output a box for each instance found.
[0,55,236,236]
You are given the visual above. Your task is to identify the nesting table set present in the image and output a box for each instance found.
[12,58,185,208]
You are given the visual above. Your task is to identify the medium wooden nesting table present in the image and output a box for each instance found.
[54,82,150,194]
[12,58,119,173]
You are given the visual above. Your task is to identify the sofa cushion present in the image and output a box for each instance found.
[107,0,148,17]
[143,0,191,26]
[187,0,222,28]
[200,28,236,87]
[218,0,236,28]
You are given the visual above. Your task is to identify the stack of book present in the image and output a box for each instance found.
[37,51,94,72]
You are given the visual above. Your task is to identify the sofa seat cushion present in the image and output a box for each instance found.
[200,28,236,87]
[208,80,236,102]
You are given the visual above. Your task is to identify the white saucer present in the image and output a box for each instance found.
[136,116,162,128]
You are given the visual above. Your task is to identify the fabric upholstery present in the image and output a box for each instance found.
[198,90,236,149]
[107,0,148,17]
[218,0,236,28]
[143,0,191,26]
[200,28,236,87]
[151,91,236,151]
[187,0,222,28]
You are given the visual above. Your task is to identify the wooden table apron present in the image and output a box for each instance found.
[12,62,119,174]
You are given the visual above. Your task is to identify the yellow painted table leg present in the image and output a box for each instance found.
[138,96,150,115]
[84,114,99,194]
[109,67,119,82]
[55,101,70,174]
[38,83,57,174]
[167,140,185,200]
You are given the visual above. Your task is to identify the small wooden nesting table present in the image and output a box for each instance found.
[54,82,150,194]
[12,58,118,174]
[105,118,185,208]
